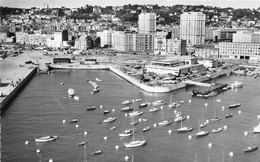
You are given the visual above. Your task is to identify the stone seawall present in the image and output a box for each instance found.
[0,67,37,112]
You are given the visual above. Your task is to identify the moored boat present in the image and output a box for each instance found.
[225,113,233,118]
[124,139,146,148]
[121,107,133,112]
[244,145,258,152]
[129,111,143,117]
[212,127,222,133]
[196,131,209,137]
[69,119,78,123]
[122,100,133,105]
[95,78,102,82]
[149,107,159,112]
[103,110,110,114]
[229,103,241,108]
[87,106,96,111]
[174,116,186,122]
[177,127,193,133]
[158,120,172,126]
[200,120,209,128]
[92,150,102,155]
[139,102,148,108]
[152,100,165,106]
[210,117,221,122]
[77,141,87,146]
[35,135,58,143]
[135,98,142,102]
[142,126,150,132]
[103,117,116,123]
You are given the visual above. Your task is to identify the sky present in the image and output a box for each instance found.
[1,0,260,9]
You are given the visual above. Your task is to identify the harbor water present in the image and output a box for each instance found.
[1,70,260,162]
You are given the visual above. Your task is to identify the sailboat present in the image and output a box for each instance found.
[35,108,58,143]
[229,89,240,108]
[158,107,172,126]
[244,132,258,153]
[177,117,193,133]
[196,120,209,137]
[210,109,221,122]
[124,116,146,148]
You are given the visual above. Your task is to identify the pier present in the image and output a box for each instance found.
[182,80,212,87]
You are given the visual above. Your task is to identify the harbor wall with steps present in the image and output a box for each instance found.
[0,67,37,112]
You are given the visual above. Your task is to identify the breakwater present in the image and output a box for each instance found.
[0,67,37,112]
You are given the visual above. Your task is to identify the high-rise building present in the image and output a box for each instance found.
[180,12,206,45]
[138,12,156,34]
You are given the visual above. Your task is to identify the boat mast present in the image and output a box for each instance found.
[84,131,87,162]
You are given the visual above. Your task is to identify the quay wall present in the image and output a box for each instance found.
[0,67,37,112]
[49,64,109,70]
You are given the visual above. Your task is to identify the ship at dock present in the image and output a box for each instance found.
[191,83,229,98]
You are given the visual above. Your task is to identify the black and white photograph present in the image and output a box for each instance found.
[1,0,260,161]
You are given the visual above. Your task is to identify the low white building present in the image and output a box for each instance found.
[197,59,219,68]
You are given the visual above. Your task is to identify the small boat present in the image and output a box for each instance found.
[93,87,100,93]
[212,127,222,133]
[244,145,258,152]
[122,100,133,105]
[92,150,102,155]
[130,121,139,125]
[121,107,133,112]
[95,78,102,82]
[174,116,186,122]
[158,120,172,126]
[152,100,165,106]
[210,117,221,122]
[200,120,209,128]
[168,102,177,108]
[87,106,96,111]
[175,111,182,117]
[103,110,110,114]
[252,73,258,79]
[225,113,233,118]
[110,126,116,130]
[177,127,193,133]
[179,101,184,103]
[229,103,241,108]
[142,126,150,132]
[253,122,260,133]
[103,117,116,123]
[139,102,148,108]
[68,88,75,97]
[142,118,148,122]
[149,107,159,112]
[69,119,78,123]
[119,129,133,137]
[129,111,143,117]
[77,141,87,146]
[124,139,146,148]
[35,135,58,143]
[135,99,142,102]
[196,131,209,137]
[230,81,243,89]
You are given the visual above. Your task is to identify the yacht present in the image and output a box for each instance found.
[229,103,241,108]
[225,113,233,118]
[149,107,159,112]
[129,111,143,117]
[174,116,186,122]
[122,100,133,105]
[158,120,172,126]
[139,102,148,108]
[103,117,116,123]
[152,100,165,106]
[121,107,133,112]
[177,127,193,133]
[212,127,222,133]
[142,126,150,132]
[196,131,209,137]
[35,136,58,143]
[244,145,258,152]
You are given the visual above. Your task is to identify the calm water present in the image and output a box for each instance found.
[2,70,260,162]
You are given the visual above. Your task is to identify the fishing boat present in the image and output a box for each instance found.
[152,100,165,106]
[142,126,150,132]
[35,136,58,143]
[92,150,102,155]
[212,127,222,133]
[122,100,133,105]
[253,122,260,133]
[77,141,87,146]
[174,116,186,122]
[244,145,258,152]
[124,116,146,148]
[149,107,159,112]
[225,113,234,118]
[87,106,96,111]
[229,103,241,108]
[69,119,78,123]
[139,102,148,108]
[158,120,172,126]
[103,117,116,123]
[68,88,75,97]
[129,111,143,117]
[196,130,209,137]
[103,110,110,114]
[121,107,133,112]
[95,78,102,82]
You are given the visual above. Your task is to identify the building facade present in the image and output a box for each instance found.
[232,31,260,43]
[138,12,156,34]
[96,30,113,47]
[180,12,206,45]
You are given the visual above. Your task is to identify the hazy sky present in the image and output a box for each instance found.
[1,0,260,9]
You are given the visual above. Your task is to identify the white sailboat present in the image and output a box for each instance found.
[177,117,193,133]
[124,116,146,148]
[196,120,209,137]
[158,107,172,126]
[35,108,58,143]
